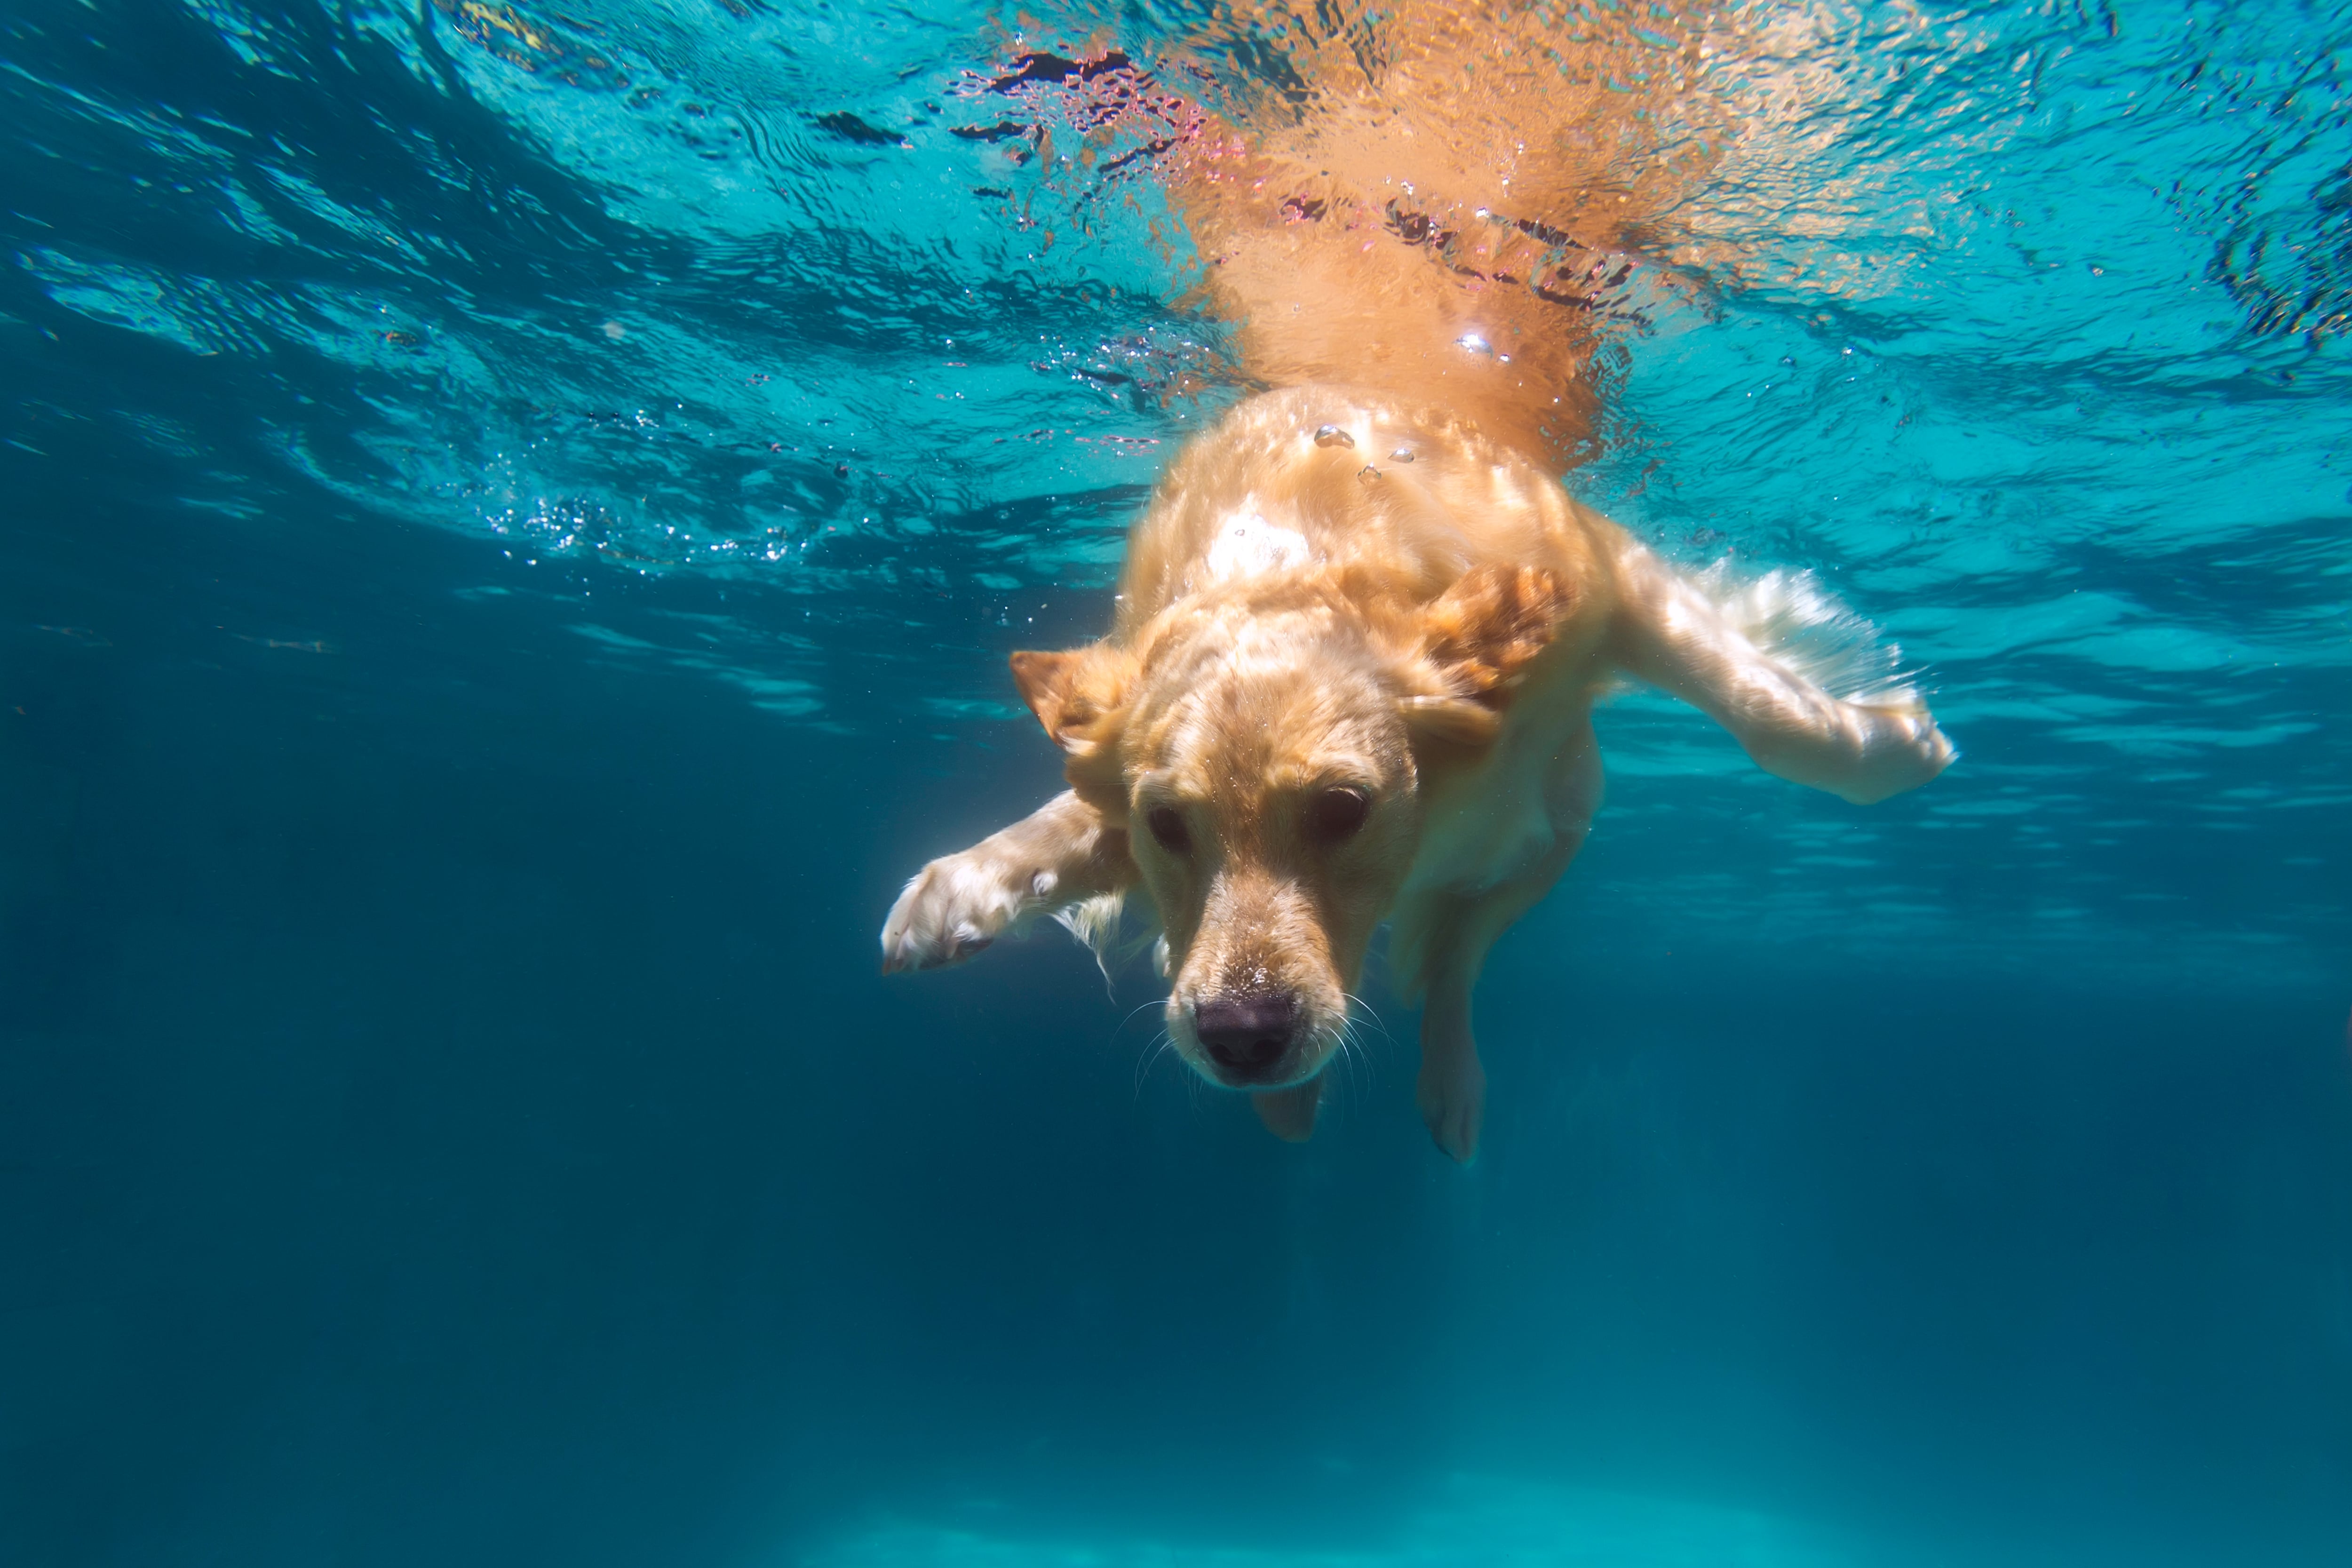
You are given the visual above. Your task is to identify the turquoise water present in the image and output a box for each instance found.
[3,1,2349,1564]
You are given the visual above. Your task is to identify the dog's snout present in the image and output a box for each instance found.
[1194,993,1298,1080]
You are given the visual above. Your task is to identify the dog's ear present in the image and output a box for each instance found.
[1010,645,1131,750]
[1010,645,1137,805]
[1398,565,1577,748]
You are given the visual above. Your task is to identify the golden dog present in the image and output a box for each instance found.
[880,8,1954,1161]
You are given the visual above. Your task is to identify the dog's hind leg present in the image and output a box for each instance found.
[880,791,1136,974]
[1610,542,1956,805]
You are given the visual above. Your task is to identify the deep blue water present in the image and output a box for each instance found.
[4,1,2351,1564]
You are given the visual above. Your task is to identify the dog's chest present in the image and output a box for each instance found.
[1410,746,1562,894]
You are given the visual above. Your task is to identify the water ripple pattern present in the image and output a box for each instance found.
[3,0,2346,973]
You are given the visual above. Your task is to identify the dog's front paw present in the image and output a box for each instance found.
[1910,714,1960,781]
[1840,705,1960,804]
[1416,1051,1486,1164]
[879,850,1043,973]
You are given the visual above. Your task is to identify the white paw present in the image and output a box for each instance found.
[878,850,1041,973]
[1840,707,1959,804]
[1885,707,1958,773]
[1917,716,1959,776]
[1416,1052,1486,1164]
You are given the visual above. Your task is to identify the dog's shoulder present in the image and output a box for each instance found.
[1112,386,1624,638]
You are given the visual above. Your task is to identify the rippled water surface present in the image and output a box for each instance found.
[4,3,2349,1566]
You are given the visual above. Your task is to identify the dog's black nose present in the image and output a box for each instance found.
[1194,993,1298,1081]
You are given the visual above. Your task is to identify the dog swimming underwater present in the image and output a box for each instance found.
[879,5,1955,1162]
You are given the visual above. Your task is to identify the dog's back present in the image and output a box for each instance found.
[1162,2,1729,466]
[1110,386,1617,643]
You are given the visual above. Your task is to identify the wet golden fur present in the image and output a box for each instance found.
[881,6,1952,1160]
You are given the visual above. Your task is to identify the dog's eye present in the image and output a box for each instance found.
[1145,804,1190,855]
[1305,787,1371,844]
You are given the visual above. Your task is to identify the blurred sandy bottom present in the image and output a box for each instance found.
[798,1475,1851,1568]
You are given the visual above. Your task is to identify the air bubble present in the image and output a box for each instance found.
[1313,424,1355,448]
[1389,447,1415,463]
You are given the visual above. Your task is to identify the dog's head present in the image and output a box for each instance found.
[1011,565,1573,1091]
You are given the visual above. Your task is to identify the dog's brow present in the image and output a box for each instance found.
[1272,755,1380,791]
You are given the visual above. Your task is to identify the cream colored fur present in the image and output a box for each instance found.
[881,389,1952,1161]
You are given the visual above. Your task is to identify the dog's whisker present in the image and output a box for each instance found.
[1108,996,1165,1045]
[1342,1034,1370,1106]
[1335,1017,1375,1086]
[1345,1006,1392,1081]
[1343,993,1394,1049]
[1132,1029,1175,1102]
